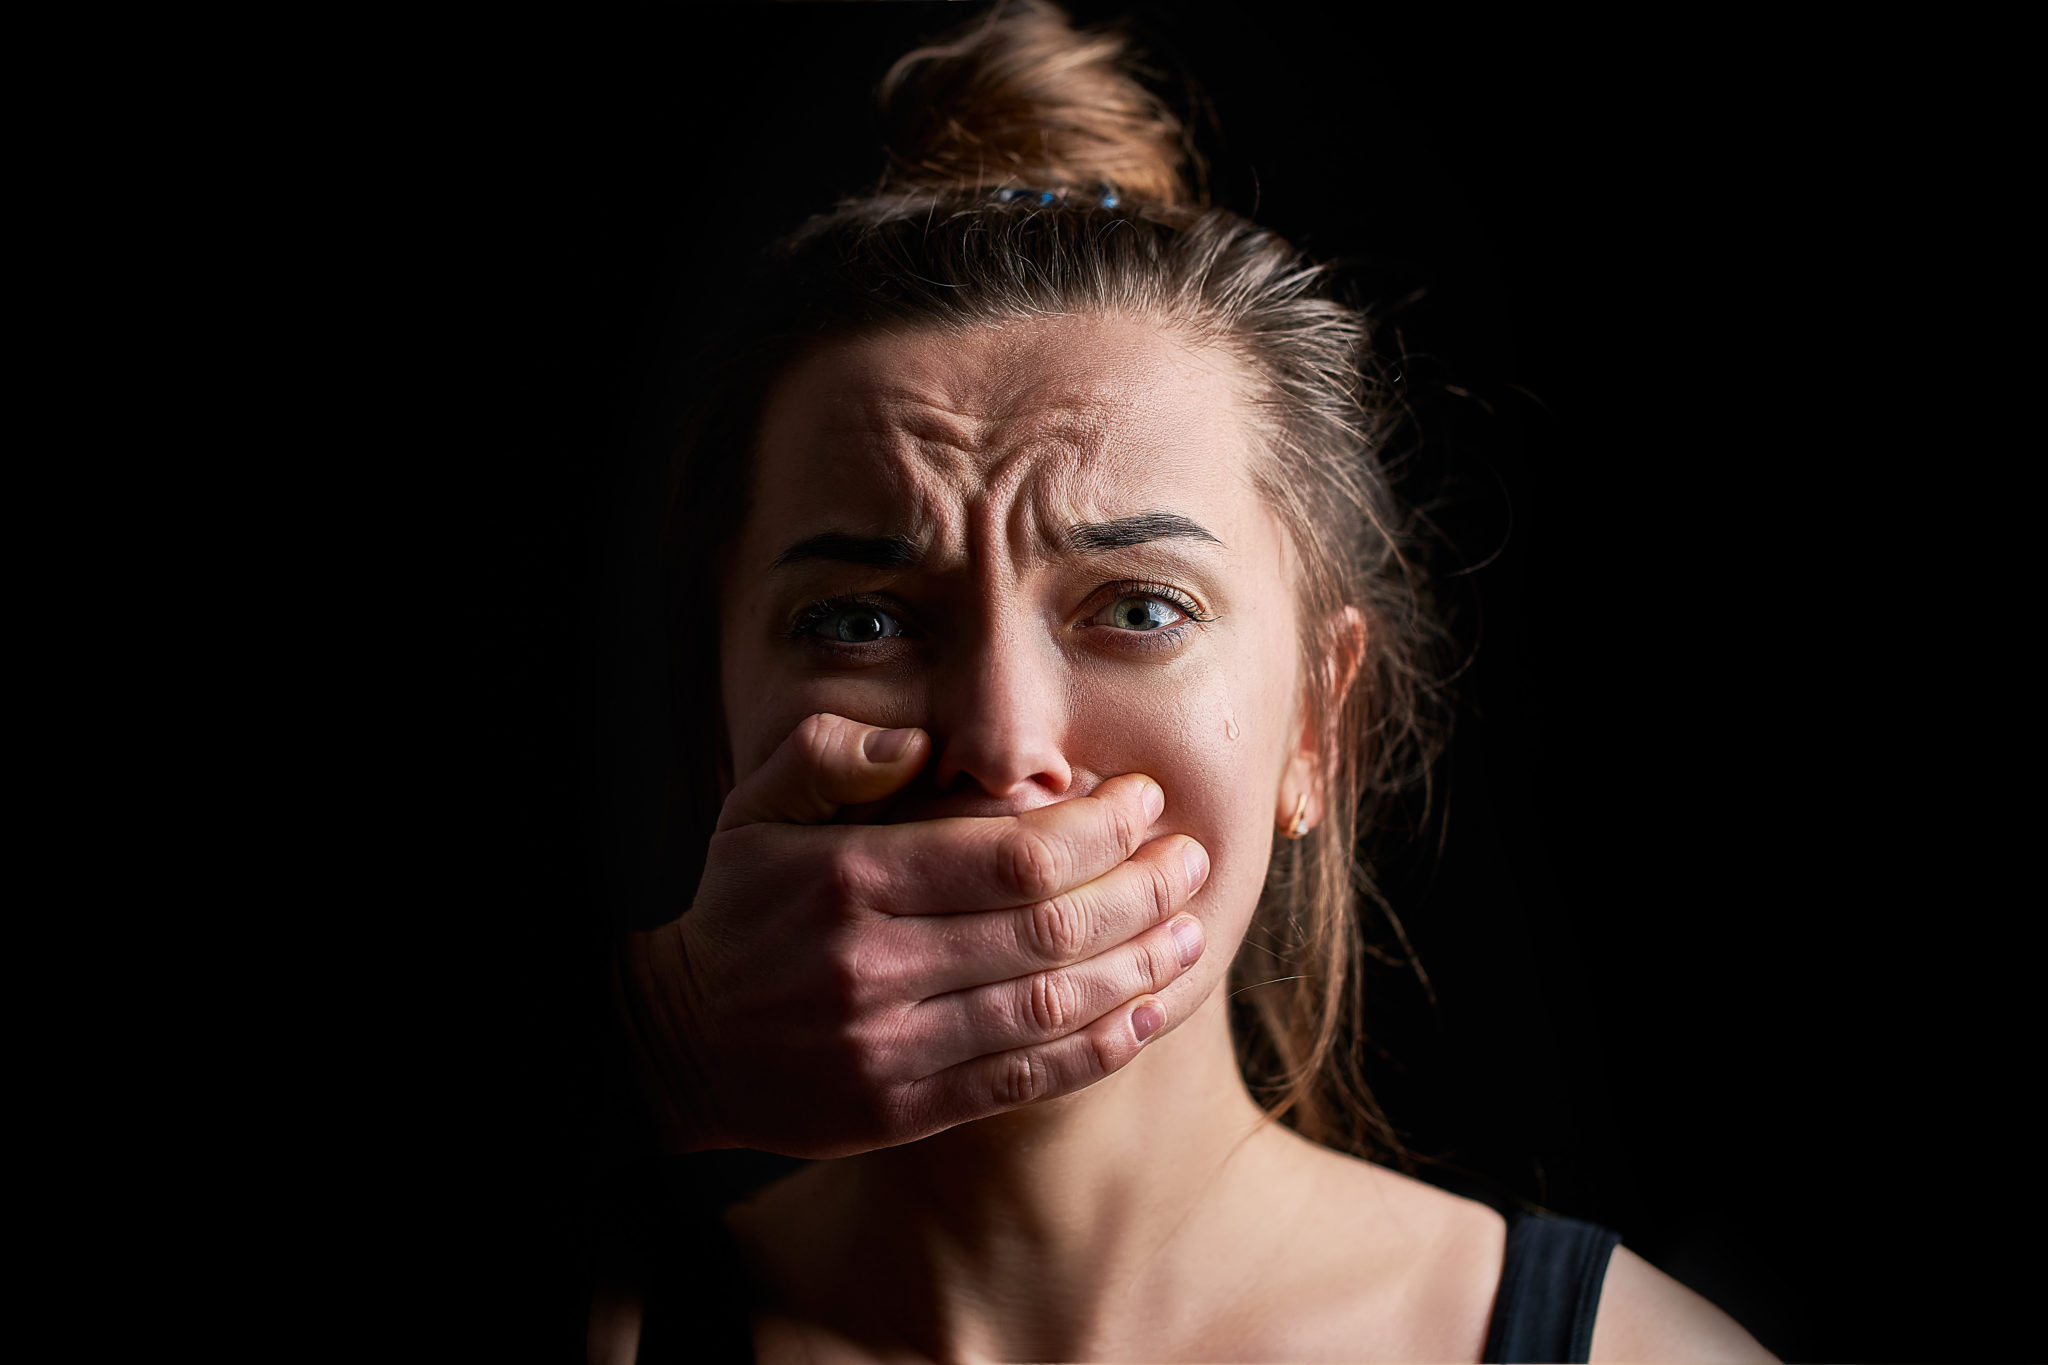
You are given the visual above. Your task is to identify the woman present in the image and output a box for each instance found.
[608,4,1777,1360]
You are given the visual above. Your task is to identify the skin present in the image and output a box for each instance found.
[716,313,1302,1075]
[618,313,1775,1363]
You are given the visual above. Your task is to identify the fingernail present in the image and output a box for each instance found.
[1170,915,1204,967]
[1140,779,1165,822]
[1132,1002,1164,1042]
[1181,840,1209,892]
[864,727,917,763]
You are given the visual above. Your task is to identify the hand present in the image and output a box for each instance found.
[615,712,1210,1158]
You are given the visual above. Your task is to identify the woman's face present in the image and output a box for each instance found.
[719,312,1316,1002]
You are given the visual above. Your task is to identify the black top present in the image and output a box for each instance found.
[637,1201,1621,1363]
[1482,1210,1623,1364]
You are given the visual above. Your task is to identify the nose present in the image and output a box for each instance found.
[928,614,1074,801]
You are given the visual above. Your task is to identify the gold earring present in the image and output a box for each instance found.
[1286,791,1309,839]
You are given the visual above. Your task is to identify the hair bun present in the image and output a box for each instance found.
[879,0,1191,207]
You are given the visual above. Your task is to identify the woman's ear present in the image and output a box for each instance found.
[1276,606,1368,838]
[1332,605,1367,706]
[1276,750,1317,837]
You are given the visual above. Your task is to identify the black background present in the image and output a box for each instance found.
[416,3,2034,1360]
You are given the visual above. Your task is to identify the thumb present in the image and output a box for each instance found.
[716,713,930,831]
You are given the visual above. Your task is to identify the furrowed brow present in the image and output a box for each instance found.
[1065,513,1226,553]
[770,532,923,570]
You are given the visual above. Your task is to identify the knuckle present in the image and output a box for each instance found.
[824,854,861,908]
[825,844,882,914]
[840,926,921,1009]
[1024,893,1088,963]
[794,711,847,759]
[1103,799,1140,857]
[845,1015,905,1088]
[1142,934,1182,989]
[796,712,872,778]
[825,927,903,1010]
[993,1050,1051,1107]
[1144,858,1180,923]
[1084,1024,1123,1081]
[1025,968,1078,1036]
[997,828,1066,902]
[820,951,868,1011]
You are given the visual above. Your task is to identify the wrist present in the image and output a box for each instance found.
[613,921,728,1155]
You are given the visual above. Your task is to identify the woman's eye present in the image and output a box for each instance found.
[799,601,905,643]
[1098,594,1187,632]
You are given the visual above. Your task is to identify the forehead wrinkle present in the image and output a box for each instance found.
[753,314,1270,581]
[858,388,988,487]
[791,313,1236,476]
[892,399,1131,581]
[836,384,1122,516]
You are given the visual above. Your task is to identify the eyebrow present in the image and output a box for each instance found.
[771,532,922,569]
[768,511,1225,570]
[1066,513,1225,552]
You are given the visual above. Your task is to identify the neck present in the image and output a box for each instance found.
[749,992,1308,1362]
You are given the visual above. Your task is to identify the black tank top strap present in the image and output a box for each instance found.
[1480,1209,1622,1364]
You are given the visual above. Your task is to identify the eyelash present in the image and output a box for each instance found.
[785,583,1216,651]
[1104,581,1213,625]
[787,593,905,643]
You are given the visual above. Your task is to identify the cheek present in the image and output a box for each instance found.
[721,657,934,786]
[717,577,930,783]
[1066,631,1298,955]
[718,592,802,783]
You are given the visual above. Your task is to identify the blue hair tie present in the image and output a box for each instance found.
[991,184,1125,210]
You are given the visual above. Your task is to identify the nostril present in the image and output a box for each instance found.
[929,732,1074,803]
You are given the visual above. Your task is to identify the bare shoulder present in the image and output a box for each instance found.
[1268,1122,1509,1246]
[1246,1129,1509,1360]
[1590,1246,1779,1363]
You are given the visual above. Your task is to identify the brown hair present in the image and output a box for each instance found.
[666,0,1445,1163]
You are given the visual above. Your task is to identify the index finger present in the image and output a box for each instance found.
[847,773,1166,915]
